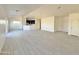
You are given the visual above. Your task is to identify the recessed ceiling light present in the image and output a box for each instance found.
[57,6,61,9]
[16,10,20,12]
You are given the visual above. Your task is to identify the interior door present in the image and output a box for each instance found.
[71,14,79,36]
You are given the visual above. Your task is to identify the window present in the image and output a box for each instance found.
[10,21,22,30]
[0,20,6,24]
[12,21,21,24]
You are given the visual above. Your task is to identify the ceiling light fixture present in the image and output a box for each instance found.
[57,6,61,9]
[16,10,20,12]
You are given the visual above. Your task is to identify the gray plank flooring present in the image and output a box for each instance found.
[1,30,79,55]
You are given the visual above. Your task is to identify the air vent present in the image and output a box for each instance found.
[16,10,20,12]
[57,6,61,9]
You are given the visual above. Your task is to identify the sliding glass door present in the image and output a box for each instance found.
[10,20,22,32]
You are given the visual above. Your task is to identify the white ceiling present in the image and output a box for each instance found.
[26,4,79,18]
[0,4,43,18]
[0,4,79,18]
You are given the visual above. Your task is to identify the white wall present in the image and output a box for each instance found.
[0,24,6,33]
[0,19,7,34]
[29,19,40,30]
[68,13,79,36]
[41,16,54,32]
[0,34,5,53]
[23,17,41,30]
[54,15,69,32]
